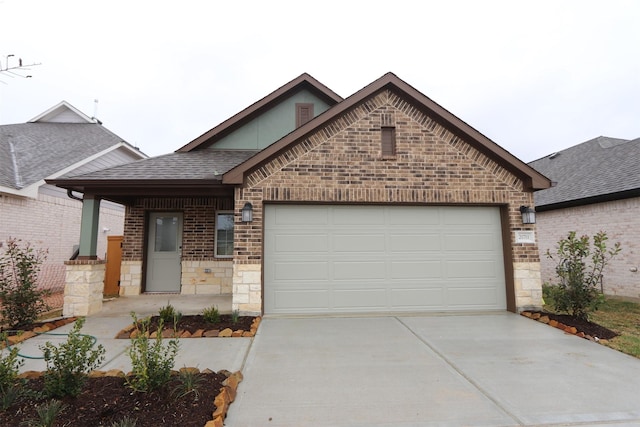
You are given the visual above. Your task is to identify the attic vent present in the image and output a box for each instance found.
[381,112,395,127]
[296,103,314,127]
[548,152,559,159]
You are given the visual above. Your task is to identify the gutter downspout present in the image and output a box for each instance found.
[67,189,83,201]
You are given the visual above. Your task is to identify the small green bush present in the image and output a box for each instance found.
[110,416,138,427]
[172,368,206,402]
[126,313,179,392]
[231,309,240,324]
[41,318,106,398]
[545,231,621,320]
[158,303,177,324]
[202,305,220,324]
[0,238,50,328]
[0,332,25,409]
[21,399,66,427]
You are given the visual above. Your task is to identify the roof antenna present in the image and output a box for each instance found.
[91,99,101,124]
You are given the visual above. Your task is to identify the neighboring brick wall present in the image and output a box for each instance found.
[232,89,542,312]
[0,190,125,309]
[537,197,640,298]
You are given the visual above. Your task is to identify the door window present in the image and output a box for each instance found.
[215,212,234,257]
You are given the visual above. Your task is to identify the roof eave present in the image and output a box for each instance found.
[536,188,640,212]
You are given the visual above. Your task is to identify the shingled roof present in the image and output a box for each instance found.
[0,122,127,190]
[528,136,640,210]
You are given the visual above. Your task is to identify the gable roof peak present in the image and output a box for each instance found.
[176,73,343,153]
[28,100,98,124]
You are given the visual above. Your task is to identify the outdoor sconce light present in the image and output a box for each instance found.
[241,202,253,222]
[519,205,536,224]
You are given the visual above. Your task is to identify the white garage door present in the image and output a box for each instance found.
[264,205,507,314]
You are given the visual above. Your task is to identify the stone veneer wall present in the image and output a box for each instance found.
[181,260,233,295]
[119,260,143,296]
[232,89,543,314]
[63,260,105,316]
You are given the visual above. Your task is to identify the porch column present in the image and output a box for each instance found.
[78,194,101,260]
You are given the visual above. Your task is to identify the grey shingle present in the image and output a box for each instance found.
[61,147,259,181]
[0,123,126,189]
[529,136,640,208]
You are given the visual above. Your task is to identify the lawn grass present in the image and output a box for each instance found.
[588,297,640,359]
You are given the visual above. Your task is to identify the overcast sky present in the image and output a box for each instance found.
[1,0,638,162]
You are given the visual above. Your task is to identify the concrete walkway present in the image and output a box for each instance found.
[226,314,640,427]
[16,294,250,374]
[12,299,640,426]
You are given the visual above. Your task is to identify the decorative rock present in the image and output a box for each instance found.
[521,311,532,318]
[219,328,233,337]
[564,326,578,335]
[231,330,244,337]
[161,328,175,338]
[202,368,215,374]
[150,331,158,338]
[88,371,106,378]
[130,329,141,339]
[555,322,567,330]
[204,330,220,337]
[217,369,232,377]
[7,335,23,345]
[223,373,239,391]
[116,330,131,339]
[18,371,42,379]
[538,316,550,324]
[106,369,126,377]
[223,384,237,402]
[230,370,244,382]
[192,329,204,338]
[531,313,541,320]
[242,331,254,337]
[576,332,585,338]
[180,330,192,338]
[548,320,559,328]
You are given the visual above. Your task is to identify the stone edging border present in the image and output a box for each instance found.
[520,311,610,344]
[17,367,243,427]
[1,317,78,348]
[115,317,262,339]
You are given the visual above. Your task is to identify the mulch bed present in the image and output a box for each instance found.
[0,370,234,427]
[116,314,260,338]
[523,311,618,340]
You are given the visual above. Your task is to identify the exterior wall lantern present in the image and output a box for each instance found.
[519,205,536,224]
[241,202,253,222]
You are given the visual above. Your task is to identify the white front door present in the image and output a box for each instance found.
[146,212,183,293]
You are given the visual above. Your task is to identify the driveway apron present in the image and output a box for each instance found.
[226,313,640,427]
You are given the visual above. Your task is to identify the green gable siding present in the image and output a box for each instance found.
[212,90,331,150]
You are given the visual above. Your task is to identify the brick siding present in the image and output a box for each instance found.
[537,197,640,298]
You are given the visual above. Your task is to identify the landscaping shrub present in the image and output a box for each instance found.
[126,313,179,392]
[545,231,621,320]
[0,238,50,328]
[41,318,106,398]
[202,305,220,324]
[0,332,25,410]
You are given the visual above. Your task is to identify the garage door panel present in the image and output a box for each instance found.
[447,287,500,306]
[333,289,387,309]
[391,288,445,308]
[446,261,499,278]
[273,262,328,281]
[444,234,496,251]
[274,234,328,253]
[333,261,386,280]
[390,234,441,251]
[273,290,330,310]
[391,261,442,279]
[332,207,384,225]
[264,205,506,314]
[333,234,386,252]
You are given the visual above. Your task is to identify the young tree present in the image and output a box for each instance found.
[545,231,621,320]
[0,238,50,328]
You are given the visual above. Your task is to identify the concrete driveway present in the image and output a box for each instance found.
[226,313,640,427]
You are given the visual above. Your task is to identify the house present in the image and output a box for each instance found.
[0,101,147,300]
[528,136,640,298]
[48,73,551,317]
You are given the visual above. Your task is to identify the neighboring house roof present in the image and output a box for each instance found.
[48,72,551,200]
[177,73,343,152]
[223,72,550,191]
[1,101,146,198]
[529,136,640,211]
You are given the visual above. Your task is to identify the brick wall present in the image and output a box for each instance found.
[235,90,539,263]
[122,197,233,261]
[231,89,542,312]
[537,197,640,298]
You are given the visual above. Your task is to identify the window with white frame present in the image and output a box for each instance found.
[215,212,234,257]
